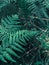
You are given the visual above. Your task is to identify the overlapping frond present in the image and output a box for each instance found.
[0,0,49,65]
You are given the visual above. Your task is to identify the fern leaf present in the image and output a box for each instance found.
[0,55,7,63]
[0,30,39,63]
[6,48,19,57]
[3,51,16,62]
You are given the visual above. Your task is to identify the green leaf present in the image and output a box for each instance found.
[3,52,16,62]
[6,48,20,58]
[11,45,23,53]
[0,55,7,63]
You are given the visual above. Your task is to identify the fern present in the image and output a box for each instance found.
[0,29,39,63]
[0,0,49,65]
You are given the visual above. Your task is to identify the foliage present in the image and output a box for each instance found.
[0,0,49,65]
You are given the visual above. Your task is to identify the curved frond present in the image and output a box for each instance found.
[0,30,39,63]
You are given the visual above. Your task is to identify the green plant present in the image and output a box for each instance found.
[0,0,49,65]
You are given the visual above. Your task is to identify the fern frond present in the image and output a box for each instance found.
[0,30,39,63]
[0,0,49,65]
